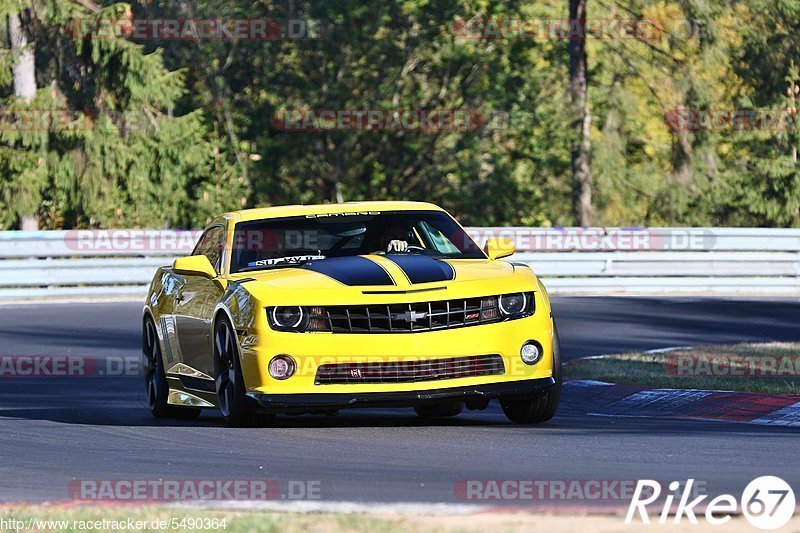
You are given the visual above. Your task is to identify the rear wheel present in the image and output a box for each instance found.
[414,401,464,418]
[142,316,201,419]
[501,324,562,424]
[214,317,272,427]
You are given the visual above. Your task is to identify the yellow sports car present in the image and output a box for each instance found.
[143,201,561,426]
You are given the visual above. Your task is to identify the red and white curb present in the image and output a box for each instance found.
[562,380,800,427]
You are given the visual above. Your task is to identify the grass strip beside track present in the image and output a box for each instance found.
[564,342,800,394]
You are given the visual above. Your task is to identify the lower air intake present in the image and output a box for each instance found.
[315,354,505,385]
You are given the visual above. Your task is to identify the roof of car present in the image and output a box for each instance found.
[226,201,444,222]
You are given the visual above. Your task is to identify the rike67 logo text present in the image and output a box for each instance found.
[626,476,795,530]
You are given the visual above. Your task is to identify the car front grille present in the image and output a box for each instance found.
[314,354,505,385]
[323,296,501,333]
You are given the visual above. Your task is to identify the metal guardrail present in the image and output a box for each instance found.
[1,228,799,299]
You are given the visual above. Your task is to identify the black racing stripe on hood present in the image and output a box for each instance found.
[384,254,455,284]
[301,256,395,286]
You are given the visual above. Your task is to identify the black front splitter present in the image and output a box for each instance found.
[248,377,556,411]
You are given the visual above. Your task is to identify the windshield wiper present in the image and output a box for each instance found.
[238,254,325,272]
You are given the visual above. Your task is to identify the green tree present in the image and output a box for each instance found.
[0,0,237,229]
[141,0,571,226]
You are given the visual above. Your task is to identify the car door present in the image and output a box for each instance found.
[174,225,226,377]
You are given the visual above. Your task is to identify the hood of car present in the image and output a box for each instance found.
[234,254,522,298]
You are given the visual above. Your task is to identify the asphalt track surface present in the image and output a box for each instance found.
[1,297,799,504]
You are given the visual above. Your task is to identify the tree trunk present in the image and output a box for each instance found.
[9,12,36,102]
[9,9,40,230]
[568,0,592,226]
[669,112,694,185]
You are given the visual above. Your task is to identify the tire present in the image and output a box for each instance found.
[414,401,464,418]
[142,316,201,420]
[500,323,562,424]
[214,317,271,427]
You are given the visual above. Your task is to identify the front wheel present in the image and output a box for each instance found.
[142,316,201,420]
[501,324,562,424]
[214,318,272,427]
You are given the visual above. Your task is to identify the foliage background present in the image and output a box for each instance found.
[1,0,799,229]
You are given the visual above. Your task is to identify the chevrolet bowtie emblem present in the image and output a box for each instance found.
[393,311,427,324]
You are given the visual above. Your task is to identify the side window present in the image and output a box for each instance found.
[416,221,459,254]
[192,226,225,273]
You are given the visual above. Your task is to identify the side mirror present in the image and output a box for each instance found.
[173,255,217,279]
[484,237,516,260]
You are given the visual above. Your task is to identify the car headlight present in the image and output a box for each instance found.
[267,306,330,332]
[498,293,527,316]
[271,306,305,328]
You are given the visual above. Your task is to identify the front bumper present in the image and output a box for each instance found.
[248,376,556,410]
[240,319,555,395]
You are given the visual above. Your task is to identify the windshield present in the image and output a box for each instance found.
[230,210,485,273]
